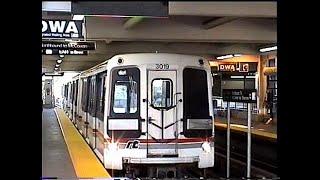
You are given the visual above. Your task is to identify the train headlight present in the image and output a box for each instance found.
[108,142,118,151]
[202,142,211,153]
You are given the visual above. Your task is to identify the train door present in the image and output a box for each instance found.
[67,82,72,116]
[63,84,68,110]
[88,75,97,147]
[70,82,74,121]
[84,77,93,140]
[147,70,178,156]
[95,72,107,153]
[73,80,78,123]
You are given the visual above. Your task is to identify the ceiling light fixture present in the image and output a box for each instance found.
[57,59,63,64]
[72,15,84,20]
[259,46,277,52]
[45,49,53,54]
[216,54,234,60]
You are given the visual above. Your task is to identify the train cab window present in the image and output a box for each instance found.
[110,68,140,118]
[183,68,211,137]
[183,68,209,118]
[113,84,128,113]
[113,81,137,114]
[151,79,172,108]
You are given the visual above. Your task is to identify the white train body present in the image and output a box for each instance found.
[63,53,215,172]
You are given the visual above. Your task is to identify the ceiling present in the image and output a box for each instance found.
[42,1,277,72]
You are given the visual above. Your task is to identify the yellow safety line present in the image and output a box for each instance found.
[54,108,111,179]
[215,122,277,140]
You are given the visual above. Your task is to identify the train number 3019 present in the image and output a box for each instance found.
[156,64,169,69]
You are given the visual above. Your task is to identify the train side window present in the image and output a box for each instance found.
[101,77,106,113]
[81,78,89,112]
[151,79,172,108]
[96,72,107,120]
[75,80,78,105]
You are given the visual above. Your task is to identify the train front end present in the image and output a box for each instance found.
[102,54,215,177]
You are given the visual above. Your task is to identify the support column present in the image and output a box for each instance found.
[258,55,268,114]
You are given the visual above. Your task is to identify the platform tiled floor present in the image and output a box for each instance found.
[42,108,77,179]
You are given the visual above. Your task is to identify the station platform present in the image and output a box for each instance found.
[42,108,110,179]
[215,117,277,141]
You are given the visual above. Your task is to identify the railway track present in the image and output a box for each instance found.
[213,128,279,179]
[215,145,278,179]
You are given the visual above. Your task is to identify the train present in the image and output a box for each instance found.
[62,53,215,178]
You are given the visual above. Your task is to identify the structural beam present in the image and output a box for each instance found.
[203,17,239,30]
[87,17,277,43]
[169,2,277,18]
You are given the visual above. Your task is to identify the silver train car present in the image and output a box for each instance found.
[62,53,215,178]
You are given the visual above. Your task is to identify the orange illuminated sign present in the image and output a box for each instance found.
[219,64,236,72]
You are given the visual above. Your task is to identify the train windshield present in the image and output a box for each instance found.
[110,67,140,118]
[183,68,212,137]
[183,68,209,118]
[113,80,137,114]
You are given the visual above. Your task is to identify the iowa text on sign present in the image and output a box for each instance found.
[219,64,236,72]
[42,19,84,39]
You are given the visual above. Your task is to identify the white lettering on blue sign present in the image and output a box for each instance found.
[42,20,79,33]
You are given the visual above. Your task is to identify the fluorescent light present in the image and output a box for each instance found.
[259,46,277,52]
[234,54,242,57]
[217,54,234,60]
[55,64,60,67]
[59,54,64,58]
[57,59,63,64]
[246,76,256,78]
[231,76,244,79]
[42,2,71,12]
[231,76,256,79]
[72,15,84,20]
[45,49,52,54]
